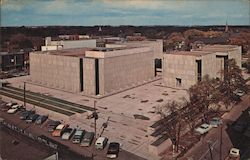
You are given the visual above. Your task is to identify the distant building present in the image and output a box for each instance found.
[0,51,28,72]
[41,36,96,51]
[163,45,242,89]
[30,46,155,95]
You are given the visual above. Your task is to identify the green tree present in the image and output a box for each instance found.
[188,75,220,121]
[219,59,248,108]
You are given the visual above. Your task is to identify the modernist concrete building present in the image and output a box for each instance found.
[30,46,155,95]
[41,37,96,51]
[163,45,242,89]
[105,40,163,59]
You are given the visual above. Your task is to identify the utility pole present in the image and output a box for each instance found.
[23,82,26,108]
[208,141,214,160]
[93,100,98,139]
[219,125,223,160]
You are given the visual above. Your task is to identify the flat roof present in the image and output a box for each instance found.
[168,51,213,57]
[90,46,138,52]
[0,52,25,56]
[198,45,239,52]
[33,48,92,57]
[33,46,141,57]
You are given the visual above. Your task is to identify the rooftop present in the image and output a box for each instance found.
[0,52,26,56]
[168,50,213,57]
[33,48,92,57]
[198,45,240,52]
[34,46,141,57]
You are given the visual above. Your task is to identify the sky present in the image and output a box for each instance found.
[1,0,250,26]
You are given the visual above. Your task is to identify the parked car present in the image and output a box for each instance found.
[35,115,48,124]
[52,124,69,137]
[61,128,76,140]
[210,117,222,128]
[72,130,85,144]
[80,132,94,147]
[47,120,61,132]
[195,123,212,135]
[234,90,245,97]
[20,110,35,120]
[26,114,39,123]
[7,104,21,114]
[229,148,240,157]
[107,142,120,159]
[6,102,17,108]
[95,137,108,149]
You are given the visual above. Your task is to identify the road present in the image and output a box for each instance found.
[181,95,250,160]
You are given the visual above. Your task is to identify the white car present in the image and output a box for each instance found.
[229,148,240,157]
[61,128,75,140]
[6,102,17,107]
[7,104,20,114]
[195,123,212,135]
[234,90,245,97]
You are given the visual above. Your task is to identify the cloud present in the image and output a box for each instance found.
[1,0,249,26]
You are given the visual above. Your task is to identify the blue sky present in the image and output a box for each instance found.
[1,0,250,26]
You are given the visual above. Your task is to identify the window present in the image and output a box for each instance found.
[176,78,182,87]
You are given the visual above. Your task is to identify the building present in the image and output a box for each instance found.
[30,46,155,95]
[163,45,242,89]
[0,52,28,72]
[105,40,163,59]
[105,40,164,73]
[41,37,96,51]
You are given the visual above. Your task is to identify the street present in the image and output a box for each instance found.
[181,95,250,160]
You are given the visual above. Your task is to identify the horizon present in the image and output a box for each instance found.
[1,0,250,26]
[2,24,250,28]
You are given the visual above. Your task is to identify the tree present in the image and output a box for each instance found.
[188,75,220,121]
[158,101,184,152]
[9,33,33,51]
[219,59,248,108]
[181,99,199,133]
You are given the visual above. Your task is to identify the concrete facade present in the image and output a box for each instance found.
[83,47,155,95]
[30,53,82,93]
[30,46,155,95]
[105,39,163,59]
[41,37,96,51]
[163,45,242,89]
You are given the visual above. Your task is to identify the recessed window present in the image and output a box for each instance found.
[176,78,182,87]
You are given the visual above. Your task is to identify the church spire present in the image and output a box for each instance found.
[225,17,228,33]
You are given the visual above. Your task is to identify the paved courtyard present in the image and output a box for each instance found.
[4,76,188,159]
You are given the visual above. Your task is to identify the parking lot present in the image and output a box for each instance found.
[1,75,188,159]
[0,100,145,160]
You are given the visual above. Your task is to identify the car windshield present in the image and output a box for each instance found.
[200,126,207,129]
